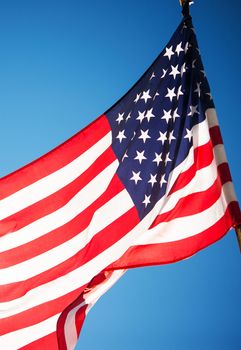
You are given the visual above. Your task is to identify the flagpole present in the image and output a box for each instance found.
[180,0,191,19]
[235,226,241,253]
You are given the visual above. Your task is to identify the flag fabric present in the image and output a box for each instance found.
[0,16,240,350]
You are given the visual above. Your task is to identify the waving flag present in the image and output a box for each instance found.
[0,16,240,350]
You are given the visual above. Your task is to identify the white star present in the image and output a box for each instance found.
[201,69,206,77]
[206,92,213,100]
[173,108,180,122]
[169,65,180,80]
[153,152,163,166]
[142,194,151,207]
[195,82,201,97]
[188,105,199,117]
[160,175,167,187]
[161,109,172,123]
[153,91,159,100]
[164,46,174,60]
[141,89,152,103]
[134,93,141,103]
[169,130,176,143]
[145,108,155,122]
[165,87,176,102]
[180,63,186,77]
[130,171,142,185]
[131,131,136,140]
[150,72,155,80]
[176,42,184,56]
[134,150,147,164]
[177,85,184,99]
[139,129,151,143]
[116,112,124,124]
[122,152,128,161]
[164,152,172,165]
[136,111,146,123]
[148,173,157,187]
[116,130,126,143]
[157,131,167,145]
[184,128,192,142]
[126,112,131,121]
[185,42,190,54]
[161,69,168,78]
[192,59,197,69]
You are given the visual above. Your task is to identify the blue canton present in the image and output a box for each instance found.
[106,18,214,220]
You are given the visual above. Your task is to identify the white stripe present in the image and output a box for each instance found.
[0,160,119,253]
[206,108,219,128]
[213,144,227,166]
[64,270,125,350]
[0,191,133,284]
[192,116,210,148]
[64,306,78,350]
[222,181,238,203]
[0,132,112,220]
[0,314,60,350]
[136,184,231,245]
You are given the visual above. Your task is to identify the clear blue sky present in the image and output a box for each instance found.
[0,1,241,349]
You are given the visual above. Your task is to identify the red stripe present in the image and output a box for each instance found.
[19,332,58,350]
[75,305,87,338]
[151,177,222,227]
[0,115,110,199]
[209,125,223,146]
[0,146,116,234]
[109,207,233,270]
[218,163,232,184]
[0,201,139,302]
[228,201,241,226]
[169,141,214,195]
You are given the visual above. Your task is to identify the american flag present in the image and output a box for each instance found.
[0,17,240,350]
